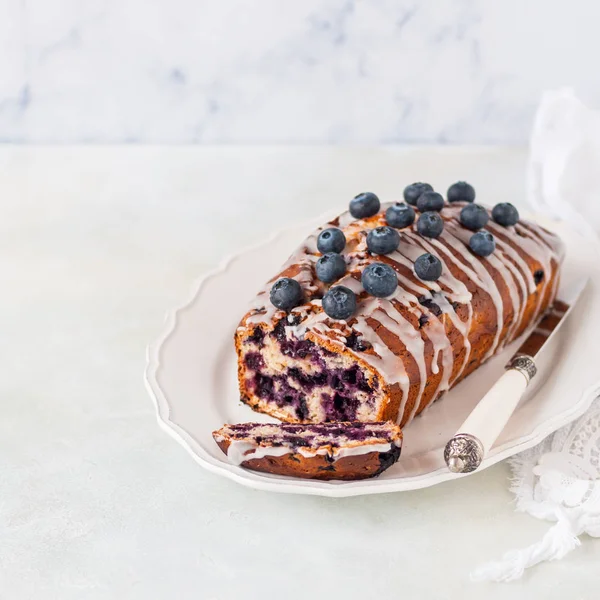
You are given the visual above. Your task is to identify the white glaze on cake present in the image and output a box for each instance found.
[215,429,402,467]
[239,202,563,426]
[222,438,401,466]
[224,440,291,466]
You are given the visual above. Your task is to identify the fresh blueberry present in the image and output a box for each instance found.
[403,182,433,206]
[270,278,303,310]
[317,227,346,254]
[417,191,445,212]
[361,262,398,297]
[469,231,496,257]
[366,226,400,255]
[414,253,443,281]
[322,286,357,320]
[460,203,489,230]
[416,211,444,238]
[385,203,415,228]
[315,253,346,283]
[447,181,475,203]
[418,296,442,317]
[349,192,380,219]
[492,202,519,227]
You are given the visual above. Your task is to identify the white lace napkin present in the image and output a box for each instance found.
[472,89,600,582]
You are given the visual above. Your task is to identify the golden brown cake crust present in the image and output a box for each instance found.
[215,438,400,480]
[235,202,564,427]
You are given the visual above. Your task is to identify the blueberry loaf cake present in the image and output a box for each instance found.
[213,421,402,480]
[236,182,564,427]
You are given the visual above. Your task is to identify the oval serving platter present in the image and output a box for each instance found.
[145,213,600,497]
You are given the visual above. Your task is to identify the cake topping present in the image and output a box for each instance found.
[416,191,444,213]
[385,202,415,228]
[349,192,380,219]
[322,285,357,320]
[469,231,496,257]
[366,226,400,255]
[403,182,433,206]
[317,227,346,253]
[414,253,443,281]
[492,202,520,227]
[315,252,346,283]
[416,211,444,238]
[361,262,398,297]
[460,203,489,230]
[270,277,303,310]
[242,200,562,429]
[447,181,475,203]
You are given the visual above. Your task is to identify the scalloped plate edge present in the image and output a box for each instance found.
[144,215,600,497]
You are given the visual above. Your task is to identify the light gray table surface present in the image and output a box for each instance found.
[2,146,597,599]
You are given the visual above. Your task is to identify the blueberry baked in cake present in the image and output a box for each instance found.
[213,421,402,480]
[233,182,564,430]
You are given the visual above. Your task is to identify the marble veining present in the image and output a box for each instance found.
[1,0,600,143]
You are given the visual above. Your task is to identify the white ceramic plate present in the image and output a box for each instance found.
[145,213,600,497]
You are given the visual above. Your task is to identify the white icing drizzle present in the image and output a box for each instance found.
[239,202,563,427]
[246,233,321,326]
[488,222,537,295]
[429,292,464,390]
[374,305,427,423]
[298,441,401,460]
[394,274,429,303]
[393,235,471,304]
[398,230,475,398]
[226,441,291,466]
[492,220,557,329]
[442,222,506,359]
[246,296,278,326]
[225,438,400,466]
[337,209,356,229]
[415,234,476,383]
[367,258,456,417]
[387,281,452,382]
[485,222,533,339]
[337,275,363,294]
[389,257,456,401]
[483,252,521,344]
[352,304,409,387]
[513,221,559,322]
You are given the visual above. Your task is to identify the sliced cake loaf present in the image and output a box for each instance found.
[235,191,563,427]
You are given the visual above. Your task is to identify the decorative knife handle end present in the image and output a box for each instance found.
[444,355,537,474]
[444,433,484,473]
[507,354,537,383]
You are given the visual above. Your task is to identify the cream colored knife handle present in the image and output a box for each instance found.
[444,355,537,473]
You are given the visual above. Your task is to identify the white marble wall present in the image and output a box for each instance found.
[0,0,598,143]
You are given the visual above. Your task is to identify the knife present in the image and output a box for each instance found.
[444,277,588,474]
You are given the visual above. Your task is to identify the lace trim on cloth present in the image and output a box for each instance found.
[470,88,600,583]
[471,397,600,582]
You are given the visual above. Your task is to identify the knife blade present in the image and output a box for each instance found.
[444,277,588,474]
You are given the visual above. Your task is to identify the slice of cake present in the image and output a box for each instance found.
[213,421,402,480]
